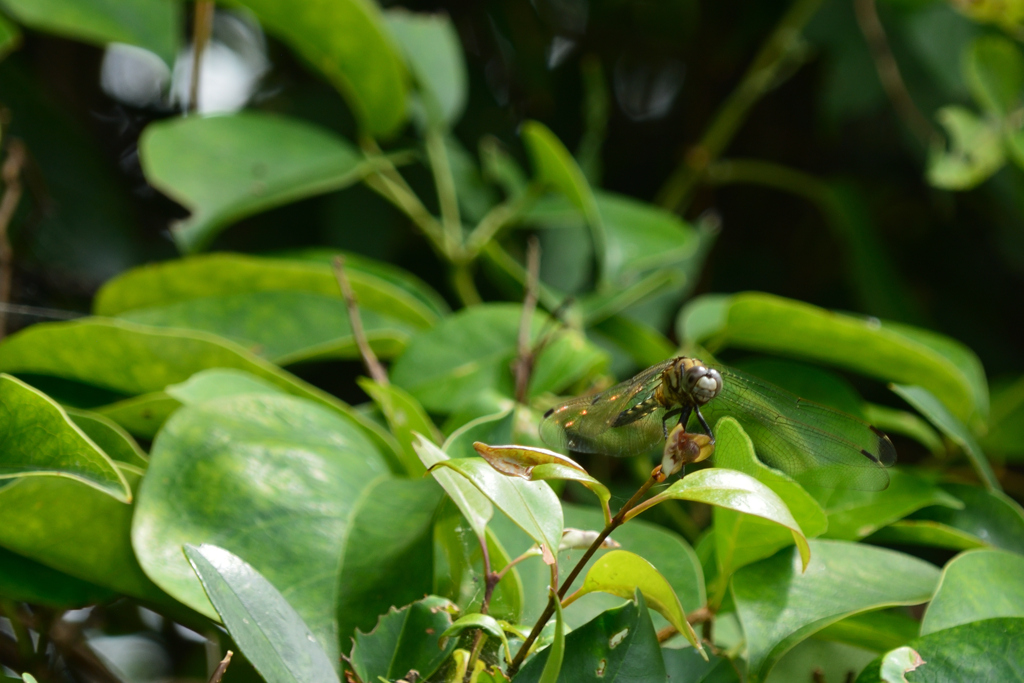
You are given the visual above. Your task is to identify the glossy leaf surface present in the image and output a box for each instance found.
[921,549,1024,635]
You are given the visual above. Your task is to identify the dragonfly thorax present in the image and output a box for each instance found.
[659,357,723,407]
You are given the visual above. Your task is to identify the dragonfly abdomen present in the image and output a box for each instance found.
[610,395,663,427]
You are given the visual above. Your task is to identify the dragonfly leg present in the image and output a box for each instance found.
[661,408,682,438]
[694,406,715,444]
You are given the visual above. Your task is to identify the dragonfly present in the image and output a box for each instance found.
[540,357,896,490]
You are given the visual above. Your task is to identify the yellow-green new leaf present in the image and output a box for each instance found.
[572,550,702,652]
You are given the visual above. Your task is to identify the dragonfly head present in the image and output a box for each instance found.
[677,358,722,405]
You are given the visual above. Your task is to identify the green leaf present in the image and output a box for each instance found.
[866,520,987,551]
[0,0,180,63]
[591,315,676,369]
[864,403,944,456]
[572,549,702,651]
[385,10,467,128]
[335,477,443,649]
[92,392,180,439]
[392,303,607,413]
[0,13,21,60]
[891,384,999,491]
[473,443,611,522]
[430,458,563,560]
[66,407,148,468]
[416,436,493,541]
[855,618,1024,683]
[628,468,810,571]
[964,35,1024,116]
[877,646,924,683]
[927,106,1006,190]
[0,546,114,607]
[821,469,963,541]
[909,482,1024,554]
[733,540,941,682]
[0,469,165,601]
[349,595,458,683]
[662,647,740,683]
[185,544,341,683]
[981,374,1024,460]
[0,374,130,501]
[358,379,437,476]
[921,549,1024,635]
[132,393,388,661]
[521,121,604,272]
[514,592,665,683]
[443,407,515,460]
[765,639,877,683]
[234,0,407,137]
[678,291,989,428]
[139,114,366,252]
[815,610,922,653]
[442,614,510,663]
[166,368,286,405]
[711,418,826,584]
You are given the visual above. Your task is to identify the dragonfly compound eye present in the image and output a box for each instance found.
[687,366,722,404]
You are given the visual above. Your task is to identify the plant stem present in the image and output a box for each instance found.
[854,0,940,146]
[188,0,215,114]
[0,138,25,339]
[332,255,388,385]
[424,127,463,256]
[513,237,540,404]
[207,650,233,683]
[465,532,498,681]
[505,467,663,677]
[465,183,542,257]
[451,263,482,307]
[656,0,823,213]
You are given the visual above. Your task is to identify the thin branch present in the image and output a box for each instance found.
[451,263,482,307]
[513,237,540,404]
[506,466,663,677]
[656,0,823,213]
[189,0,216,114]
[424,128,462,255]
[207,650,233,683]
[464,183,543,257]
[0,138,26,339]
[332,256,388,385]
[854,0,940,146]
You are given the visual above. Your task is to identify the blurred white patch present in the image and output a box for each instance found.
[62,607,94,624]
[613,56,685,122]
[173,622,209,644]
[547,36,576,69]
[88,634,171,683]
[137,606,163,631]
[100,43,171,109]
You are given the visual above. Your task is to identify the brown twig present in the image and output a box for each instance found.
[506,467,663,677]
[854,0,940,146]
[207,650,233,683]
[512,237,541,404]
[0,138,26,339]
[656,606,713,643]
[332,256,388,385]
[189,0,216,113]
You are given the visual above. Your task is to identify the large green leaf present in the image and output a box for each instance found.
[815,609,922,654]
[186,544,341,683]
[139,114,366,252]
[964,35,1024,117]
[0,374,130,500]
[166,368,286,406]
[820,469,963,541]
[358,379,437,476]
[392,303,607,413]
[335,477,443,649]
[92,392,181,439]
[628,468,810,570]
[349,595,457,683]
[711,418,826,587]
[0,0,179,63]
[733,540,941,682]
[430,458,563,560]
[416,436,493,541]
[892,384,998,491]
[96,252,443,328]
[385,10,467,128]
[0,546,114,607]
[0,469,165,602]
[678,292,988,428]
[855,618,1024,682]
[514,592,666,683]
[908,482,1024,555]
[235,0,407,137]
[131,393,389,662]
[662,647,740,683]
[866,520,988,552]
[921,549,1024,635]
[981,374,1024,460]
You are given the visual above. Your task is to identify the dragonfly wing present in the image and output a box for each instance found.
[540,360,673,457]
[704,365,896,491]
